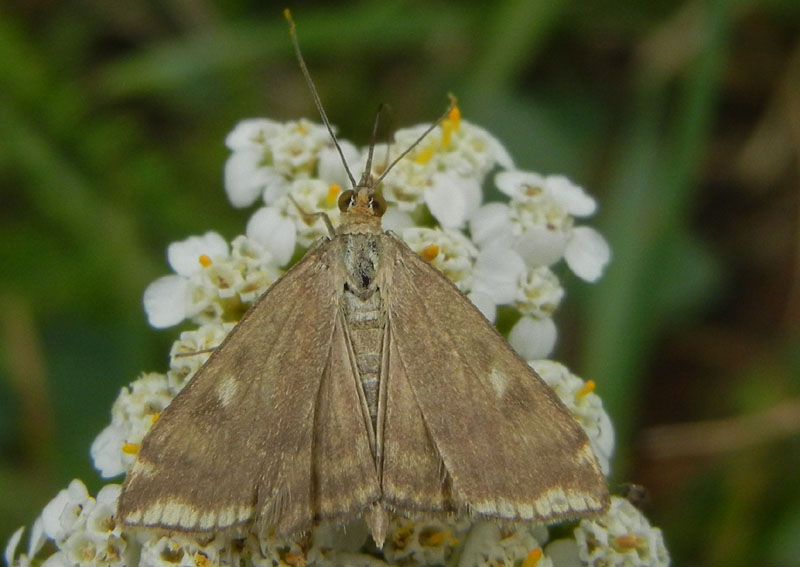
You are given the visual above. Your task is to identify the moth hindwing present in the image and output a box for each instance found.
[117,185,609,547]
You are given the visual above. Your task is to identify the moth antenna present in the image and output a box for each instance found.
[361,103,387,188]
[284,9,358,189]
[288,194,336,238]
[370,98,457,191]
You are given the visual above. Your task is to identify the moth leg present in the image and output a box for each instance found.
[288,195,336,237]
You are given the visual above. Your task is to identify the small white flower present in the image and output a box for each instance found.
[382,517,470,567]
[91,373,172,477]
[476,170,611,282]
[514,266,564,319]
[41,480,92,544]
[509,316,557,360]
[278,177,341,248]
[168,322,235,392]
[531,360,615,474]
[574,496,670,567]
[379,116,512,224]
[143,232,283,329]
[496,171,595,217]
[85,485,122,543]
[139,533,228,567]
[458,522,552,567]
[400,227,478,291]
[223,118,332,208]
[167,232,229,278]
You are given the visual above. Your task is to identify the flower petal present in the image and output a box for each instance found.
[472,246,526,305]
[469,202,513,249]
[564,226,611,282]
[223,149,280,208]
[508,316,557,360]
[90,425,126,479]
[545,175,596,217]
[143,275,189,329]
[318,140,361,187]
[167,232,229,277]
[4,527,24,567]
[246,207,297,267]
[381,207,414,232]
[512,226,567,267]
[224,118,279,150]
[495,170,545,199]
[426,173,481,229]
[468,290,497,323]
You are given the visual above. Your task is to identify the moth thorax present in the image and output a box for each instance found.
[342,234,380,298]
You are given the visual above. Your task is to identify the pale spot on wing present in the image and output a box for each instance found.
[216,376,239,407]
[488,367,508,398]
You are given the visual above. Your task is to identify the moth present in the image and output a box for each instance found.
[117,10,609,547]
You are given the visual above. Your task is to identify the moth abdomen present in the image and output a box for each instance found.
[342,288,385,429]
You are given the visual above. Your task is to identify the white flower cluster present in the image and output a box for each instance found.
[144,109,610,358]
[532,361,615,475]
[5,481,126,567]
[5,112,670,567]
[545,497,670,567]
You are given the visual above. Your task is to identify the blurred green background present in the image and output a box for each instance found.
[1,1,799,565]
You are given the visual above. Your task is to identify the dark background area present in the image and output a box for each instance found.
[1,1,799,565]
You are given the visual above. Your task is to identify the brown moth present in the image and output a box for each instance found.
[117,10,609,547]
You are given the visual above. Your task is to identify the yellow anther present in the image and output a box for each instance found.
[576,379,596,399]
[425,531,447,545]
[198,254,212,268]
[327,184,341,206]
[441,105,461,149]
[421,245,440,262]
[522,547,543,567]
[296,123,308,135]
[194,552,212,567]
[151,412,161,423]
[414,145,436,164]
[614,533,644,550]
[447,104,461,124]
[122,443,140,455]
[284,551,305,566]
[441,104,461,148]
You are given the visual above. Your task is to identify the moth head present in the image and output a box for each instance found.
[338,187,387,218]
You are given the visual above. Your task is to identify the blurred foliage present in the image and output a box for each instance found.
[1,1,799,565]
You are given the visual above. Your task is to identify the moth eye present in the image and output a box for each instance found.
[370,194,387,217]
[338,190,355,212]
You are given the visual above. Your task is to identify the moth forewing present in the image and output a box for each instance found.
[378,234,609,522]
[117,239,380,539]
